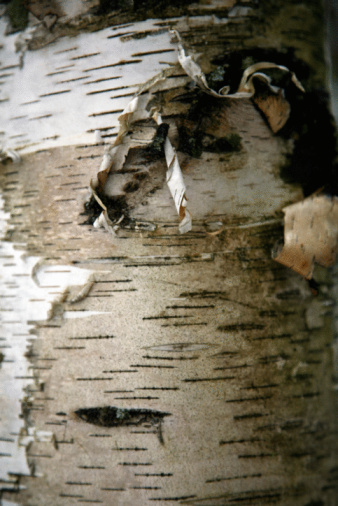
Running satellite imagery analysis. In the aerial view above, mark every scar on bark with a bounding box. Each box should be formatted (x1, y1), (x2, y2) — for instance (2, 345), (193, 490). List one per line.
(75, 406), (170, 444)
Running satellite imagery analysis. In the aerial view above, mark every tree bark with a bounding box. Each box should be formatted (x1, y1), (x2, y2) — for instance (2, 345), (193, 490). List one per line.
(0, 1), (337, 505)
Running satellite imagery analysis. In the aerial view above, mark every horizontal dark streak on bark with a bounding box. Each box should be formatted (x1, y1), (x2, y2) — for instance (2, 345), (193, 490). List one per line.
(135, 387), (179, 390)
(83, 76), (121, 85)
(57, 76), (89, 84)
(161, 323), (207, 327)
(101, 133), (117, 138)
(83, 60), (142, 73)
(129, 365), (176, 369)
(27, 454), (52, 458)
(134, 473), (172, 477)
(39, 90), (71, 98)
(96, 279), (132, 283)
(226, 395), (273, 403)
(130, 431), (157, 434)
(118, 462), (152, 466)
(89, 109), (124, 117)
(76, 155), (102, 160)
(89, 435), (112, 437)
(218, 323), (265, 331)
(131, 49), (175, 57)
(238, 453), (277, 459)
(166, 305), (215, 309)
(233, 413), (268, 420)
(95, 289), (133, 293)
(100, 487), (125, 491)
(77, 499), (103, 503)
(54, 46), (78, 54)
(220, 438), (263, 445)
(205, 473), (262, 483)
(188, 491), (282, 504)
(114, 397), (159, 400)
(46, 70), (69, 76)
(86, 85), (131, 95)
(103, 390), (134, 393)
(54, 346), (85, 350)
(110, 92), (136, 100)
(149, 495), (196, 501)
(131, 486), (162, 490)
(20, 100), (40, 106)
(65, 482), (92, 486)
(76, 374), (137, 380)
(258, 354), (290, 364)
(289, 392), (320, 398)
(142, 356), (197, 361)
(0, 64), (20, 71)
(183, 376), (235, 383)
(59, 494), (84, 498)
(70, 52), (101, 60)
(124, 263), (181, 267)
(214, 365), (252, 371)
(68, 336), (114, 340)
(112, 447), (147, 451)
(251, 334), (292, 341)
(241, 384), (280, 390)
(107, 31), (134, 40)
(143, 316), (190, 320)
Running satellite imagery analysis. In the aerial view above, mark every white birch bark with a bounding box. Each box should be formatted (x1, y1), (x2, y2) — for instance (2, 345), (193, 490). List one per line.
(0, 1), (337, 505)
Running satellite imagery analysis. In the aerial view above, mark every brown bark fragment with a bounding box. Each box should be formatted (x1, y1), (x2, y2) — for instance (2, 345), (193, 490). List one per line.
(274, 195), (338, 279)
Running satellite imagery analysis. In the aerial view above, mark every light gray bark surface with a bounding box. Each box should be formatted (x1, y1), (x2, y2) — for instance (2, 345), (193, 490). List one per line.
(0, 1), (337, 505)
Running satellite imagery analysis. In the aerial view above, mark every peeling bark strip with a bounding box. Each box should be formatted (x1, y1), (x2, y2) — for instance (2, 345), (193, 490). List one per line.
(89, 78), (192, 233)
(154, 112), (191, 233)
(90, 30), (306, 234)
(0, 0), (337, 505)
(173, 30), (305, 133)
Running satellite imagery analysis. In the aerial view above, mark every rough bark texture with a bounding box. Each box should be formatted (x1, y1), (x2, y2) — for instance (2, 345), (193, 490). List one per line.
(0, 1), (337, 505)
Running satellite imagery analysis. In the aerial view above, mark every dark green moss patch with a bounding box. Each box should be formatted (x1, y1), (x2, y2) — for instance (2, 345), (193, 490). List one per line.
(123, 180), (140, 193)
(145, 123), (169, 158)
(93, 0), (196, 17)
(178, 126), (203, 158)
(202, 133), (242, 153)
(178, 126), (241, 157)
(205, 65), (227, 91)
(81, 193), (129, 226)
(133, 0), (195, 12)
(5, 0), (28, 33)
(94, 0), (131, 15)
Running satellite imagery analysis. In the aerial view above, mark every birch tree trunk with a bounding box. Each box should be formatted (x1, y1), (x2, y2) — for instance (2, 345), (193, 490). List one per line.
(0, 1), (337, 505)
